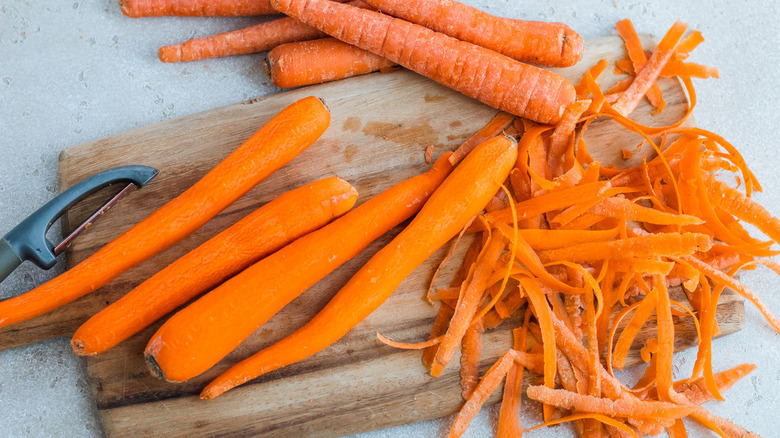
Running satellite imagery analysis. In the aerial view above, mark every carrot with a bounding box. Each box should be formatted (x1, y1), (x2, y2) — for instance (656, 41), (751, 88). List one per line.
(526, 386), (696, 420)
(201, 135), (517, 398)
(537, 232), (712, 263)
(265, 38), (396, 88)
(145, 153), (454, 382)
(362, 0), (582, 68)
(271, 0), (576, 124)
(159, 16), (326, 63)
(120, 0), (278, 17)
(518, 229), (620, 252)
(431, 233), (507, 377)
(0, 96), (329, 330)
(71, 177), (358, 356)
(611, 21), (688, 116)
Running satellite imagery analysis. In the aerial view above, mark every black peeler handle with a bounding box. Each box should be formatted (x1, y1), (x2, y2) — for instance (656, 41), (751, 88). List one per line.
(0, 165), (158, 284)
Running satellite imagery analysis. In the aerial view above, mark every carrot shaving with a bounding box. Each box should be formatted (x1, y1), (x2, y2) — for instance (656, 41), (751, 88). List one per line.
(525, 413), (639, 438)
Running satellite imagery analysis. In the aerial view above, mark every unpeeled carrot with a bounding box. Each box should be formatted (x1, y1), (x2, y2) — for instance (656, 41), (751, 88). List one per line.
(120, 0), (278, 17)
(159, 16), (325, 63)
(271, 0), (576, 124)
(0, 96), (329, 330)
(265, 38), (396, 88)
(145, 154), (454, 382)
(363, 0), (583, 68)
(157, 0), (366, 63)
(71, 177), (358, 356)
(201, 135), (518, 398)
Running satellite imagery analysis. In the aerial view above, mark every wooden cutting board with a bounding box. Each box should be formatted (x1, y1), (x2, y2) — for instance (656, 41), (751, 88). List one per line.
(1, 36), (743, 437)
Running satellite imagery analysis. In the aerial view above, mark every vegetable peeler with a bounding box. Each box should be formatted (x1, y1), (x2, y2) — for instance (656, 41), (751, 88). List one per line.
(0, 165), (159, 284)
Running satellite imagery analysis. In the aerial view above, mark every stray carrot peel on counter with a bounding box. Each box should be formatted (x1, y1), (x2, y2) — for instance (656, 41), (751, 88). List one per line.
(378, 19), (769, 438)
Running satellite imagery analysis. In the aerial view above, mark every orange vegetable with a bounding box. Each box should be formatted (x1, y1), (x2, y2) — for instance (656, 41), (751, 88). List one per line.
(159, 16), (326, 63)
(265, 38), (396, 88)
(460, 320), (484, 399)
(0, 96), (329, 330)
(71, 177), (358, 355)
(120, 0), (279, 17)
(362, 0), (583, 68)
(201, 135), (517, 398)
(271, 0), (576, 124)
(145, 153), (454, 382)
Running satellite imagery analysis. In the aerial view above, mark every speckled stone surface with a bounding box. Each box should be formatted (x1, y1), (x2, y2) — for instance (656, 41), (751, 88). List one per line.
(1, 1), (778, 437)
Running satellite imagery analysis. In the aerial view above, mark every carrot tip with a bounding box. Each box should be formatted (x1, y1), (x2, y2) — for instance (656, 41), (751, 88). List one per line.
(70, 338), (93, 356)
(145, 354), (173, 382)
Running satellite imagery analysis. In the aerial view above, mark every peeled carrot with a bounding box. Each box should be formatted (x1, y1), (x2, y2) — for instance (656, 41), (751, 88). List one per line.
(271, 0), (576, 124)
(71, 177), (358, 356)
(362, 0), (583, 68)
(120, 0), (278, 17)
(201, 135), (517, 398)
(265, 38), (396, 88)
(159, 16), (325, 63)
(0, 96), (329, 330)
(145, 154), (454, 382)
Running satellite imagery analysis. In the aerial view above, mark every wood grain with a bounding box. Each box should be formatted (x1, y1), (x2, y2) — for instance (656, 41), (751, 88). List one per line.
(0, 35), (743, 437)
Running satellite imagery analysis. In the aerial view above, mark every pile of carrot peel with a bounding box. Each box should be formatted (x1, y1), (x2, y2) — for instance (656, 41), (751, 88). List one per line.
(377, 19), (775, 437)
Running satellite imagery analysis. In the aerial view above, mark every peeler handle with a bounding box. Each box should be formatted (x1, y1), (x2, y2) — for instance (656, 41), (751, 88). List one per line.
(0, 238), (23, 284)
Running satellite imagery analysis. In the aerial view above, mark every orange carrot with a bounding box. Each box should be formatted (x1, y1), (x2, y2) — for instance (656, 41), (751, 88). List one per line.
(537, 232), (712, 263)
(159, 16), (326, 63)
(432, 233), (506, 377)
(526, 386), (696, 420)
(265, 38), (396, 88)
(611, 21), (688, 116)
(120, 0), (279, 17)
(0, 96), (329, 330)
(201, 135), (517, 398)
(362, 0), (583, 68)
(71, 177), (358, 356)
(145, 154), (454, 382)
(271, 0), (576, 124)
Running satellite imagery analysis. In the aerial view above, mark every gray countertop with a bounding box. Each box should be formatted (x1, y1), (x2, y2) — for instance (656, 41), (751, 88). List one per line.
(1, 1), (779, 437)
